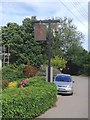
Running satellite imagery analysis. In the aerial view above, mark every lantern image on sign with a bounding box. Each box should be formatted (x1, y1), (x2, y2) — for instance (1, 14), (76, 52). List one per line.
(34, 23), (46, 41)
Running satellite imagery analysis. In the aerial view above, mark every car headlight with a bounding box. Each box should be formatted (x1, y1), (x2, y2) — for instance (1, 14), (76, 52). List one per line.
(67, 85), (72, 88)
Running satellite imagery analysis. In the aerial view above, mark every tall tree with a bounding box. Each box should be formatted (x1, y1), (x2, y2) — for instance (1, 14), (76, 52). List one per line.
(1, 17), (85, 69)
(2, 23), (23, 63)
(52, 17), (84, 57)
(2, 17), (48, 67)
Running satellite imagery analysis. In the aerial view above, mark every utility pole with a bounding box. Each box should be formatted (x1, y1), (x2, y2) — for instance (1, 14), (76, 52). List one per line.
(32, 19), (60, 82)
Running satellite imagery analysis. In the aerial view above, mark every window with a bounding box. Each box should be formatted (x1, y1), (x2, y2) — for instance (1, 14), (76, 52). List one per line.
(55, 75), (71, 82)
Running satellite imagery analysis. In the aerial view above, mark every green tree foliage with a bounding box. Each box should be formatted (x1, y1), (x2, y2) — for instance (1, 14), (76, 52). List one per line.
(1, 16), (89, 75)
(51, 56), (67, 69)
(2, 64), (25, 81)
(66, 45), (90, 75)
(2, 23), (25, 63)
(2, 17), (47, 67)
(66, 44), (84, 64)
(52, 17), (84, 57)
(79, 51), (90, 75)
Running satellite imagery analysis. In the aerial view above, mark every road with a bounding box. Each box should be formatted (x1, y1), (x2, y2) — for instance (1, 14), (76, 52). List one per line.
(38, 76), (88, 118)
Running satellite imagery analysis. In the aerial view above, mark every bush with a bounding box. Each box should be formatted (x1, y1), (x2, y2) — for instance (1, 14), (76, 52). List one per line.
(2, 76), (57, 119)
(83, 64), (90, 76)
(18, 79), (29, 88)
(23, 65), (38, 78)
(2, 64), (25, 82)
(51, 56), (67, 69)
(0, 80), (9, 90)
(8, 81), (18, 88)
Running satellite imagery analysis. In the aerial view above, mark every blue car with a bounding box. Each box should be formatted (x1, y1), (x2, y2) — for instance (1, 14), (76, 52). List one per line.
(54, 74), (74, 95)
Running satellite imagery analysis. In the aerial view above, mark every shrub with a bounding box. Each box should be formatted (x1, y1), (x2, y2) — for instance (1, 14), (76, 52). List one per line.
(2, 64), (25, 82)
(29, 76), (46, 82)
(83, 64), (90, 76)
(0, 80), (9, 90)
(2, 76), (57, 119)
(8, 81), (17, 88)
(23, 65), (38, 78)
(51, 56), (67, 69)
(18, 79), (29, 88)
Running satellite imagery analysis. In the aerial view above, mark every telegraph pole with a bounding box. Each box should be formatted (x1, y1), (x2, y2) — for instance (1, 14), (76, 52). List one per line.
(32, 19), (60, 82)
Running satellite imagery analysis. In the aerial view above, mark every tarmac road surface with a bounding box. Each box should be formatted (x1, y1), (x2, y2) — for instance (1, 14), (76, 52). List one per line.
(38, 76), (88, 118)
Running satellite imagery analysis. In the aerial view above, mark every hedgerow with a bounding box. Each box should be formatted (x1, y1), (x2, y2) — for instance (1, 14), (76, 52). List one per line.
(2, 64), (25, 82)
(2, 76), (57, 119)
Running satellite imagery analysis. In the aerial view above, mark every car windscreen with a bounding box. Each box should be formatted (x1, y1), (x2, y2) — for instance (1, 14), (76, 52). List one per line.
(55, 75), (71, 82)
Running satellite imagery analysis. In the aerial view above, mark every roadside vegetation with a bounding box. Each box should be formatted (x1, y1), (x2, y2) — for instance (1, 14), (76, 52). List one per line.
(1, 16), (90, 76)
(2, 66), (57, 119)
(1, 16), (90, 119)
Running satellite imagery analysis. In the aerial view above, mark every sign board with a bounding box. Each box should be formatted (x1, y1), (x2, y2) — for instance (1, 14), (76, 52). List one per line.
(34, 23), (46, 41)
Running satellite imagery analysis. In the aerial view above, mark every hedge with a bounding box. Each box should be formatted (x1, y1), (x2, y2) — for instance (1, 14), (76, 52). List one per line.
(2, 64), (25, 82)
(2, 77), (57, 119)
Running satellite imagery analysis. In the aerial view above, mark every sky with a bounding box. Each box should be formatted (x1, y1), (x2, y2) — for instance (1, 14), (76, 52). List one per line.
(0, 0), (89, 51)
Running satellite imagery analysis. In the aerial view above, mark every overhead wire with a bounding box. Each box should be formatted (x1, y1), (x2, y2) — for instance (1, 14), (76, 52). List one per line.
(71, 1), (87, 19)
(57, 0), (88, 29)
(72, 0), (88, 18)
(74, 0), (88, 15)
